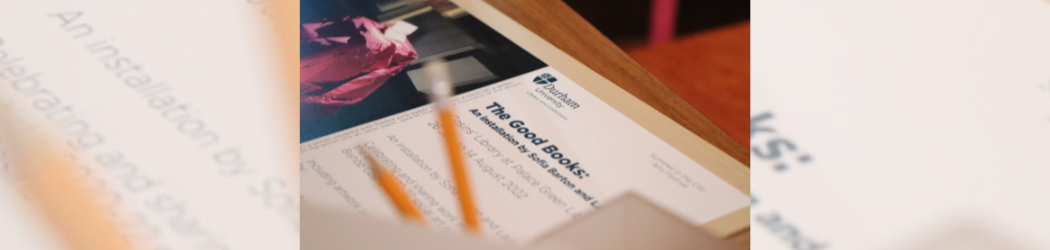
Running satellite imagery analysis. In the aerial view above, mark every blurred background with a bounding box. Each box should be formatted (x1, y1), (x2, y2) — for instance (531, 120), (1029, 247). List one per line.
(562, 0), (749, 48)
(566, 0), (751, 146)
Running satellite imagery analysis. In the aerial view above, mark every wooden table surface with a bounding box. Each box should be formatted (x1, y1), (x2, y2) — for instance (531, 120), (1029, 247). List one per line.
(627, 22), (751, 147)
(483, 0), (749, 166)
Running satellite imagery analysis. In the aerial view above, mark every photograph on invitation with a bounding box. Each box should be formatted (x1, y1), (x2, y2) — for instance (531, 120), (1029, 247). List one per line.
(300, 0), (546, 142)
(300, 0), (750, 246)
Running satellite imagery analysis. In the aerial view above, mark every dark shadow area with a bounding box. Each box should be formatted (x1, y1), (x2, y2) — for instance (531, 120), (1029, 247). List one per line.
(562, 0), (750, 48)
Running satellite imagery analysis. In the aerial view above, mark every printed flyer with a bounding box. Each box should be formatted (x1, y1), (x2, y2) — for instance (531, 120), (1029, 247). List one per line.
(299, 0), (749, 244)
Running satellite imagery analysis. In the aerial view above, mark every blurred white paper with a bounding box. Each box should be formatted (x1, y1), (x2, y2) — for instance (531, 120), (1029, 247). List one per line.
(754, 0), (1050, 249)
(0, 1), (296, 249)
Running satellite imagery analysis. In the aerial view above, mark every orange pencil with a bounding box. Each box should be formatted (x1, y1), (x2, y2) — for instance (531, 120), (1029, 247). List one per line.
(270, 0), (300, 191)
(363, 151), (427, 225)
(424, 60), (481, 234)
(0, 110), (132, 250)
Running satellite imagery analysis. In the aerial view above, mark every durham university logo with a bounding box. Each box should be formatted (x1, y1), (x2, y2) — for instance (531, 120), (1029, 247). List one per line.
(533, 73), (558, 85)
